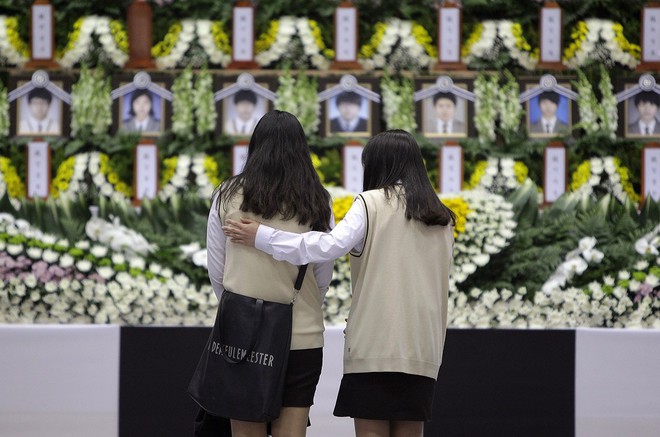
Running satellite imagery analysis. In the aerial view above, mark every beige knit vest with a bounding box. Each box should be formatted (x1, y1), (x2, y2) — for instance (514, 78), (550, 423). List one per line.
(219, 192), (325, 350)
(346, 189), (454, 379)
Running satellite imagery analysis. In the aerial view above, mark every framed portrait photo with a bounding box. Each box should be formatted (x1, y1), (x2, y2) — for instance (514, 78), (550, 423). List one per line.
(324, 86), (372, 138)
(419, 83), (469, 139)
(623, 86), (660, 139)
(118, 87), (166, 137)
(16, 82), (64, 137)
(526, 85), (572, 138)
(221, 86), (269, 137)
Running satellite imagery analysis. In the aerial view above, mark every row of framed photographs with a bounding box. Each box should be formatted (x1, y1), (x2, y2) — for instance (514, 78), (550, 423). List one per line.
(7, 73), (660, 140)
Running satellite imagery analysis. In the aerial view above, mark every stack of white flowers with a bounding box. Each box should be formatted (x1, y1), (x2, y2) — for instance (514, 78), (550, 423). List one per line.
(54, 154), (89, 198)
(361, 18), (433, 72)
(564, 19), (639, 69)
(463, 21), (537, 70)
(381, 75), (417, 132)
(541, 237), (604, 293)
(497, 71), (523, 132)
(575, 71), (600, 134)
(597, 67), (618, 139)
(0, 81), (8, 137)
(474, 74), (498, 143)
(323, 255), (352, 325)
(445, 191), (517, 284)
(193, 69), (217, 135)
(274, 69), (320, 136)
(70, 67), (112, 137)
(256, 17), (329, 70)
(171, 68), (195, 139)
(0, 16), (27, 66)
(58, 16), (127, 68)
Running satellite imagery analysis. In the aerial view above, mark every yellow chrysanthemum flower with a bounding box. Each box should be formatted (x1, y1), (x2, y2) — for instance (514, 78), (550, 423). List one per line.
(0, 157), (26, 198)
(462, 23), (483, 58)
(211, 21), (231, 54)
(110, 20), (129, 53)
(332, 195), (354, 222)
(256, 20), (280, 54)
(152, 22), (183, 58)
(440, 196), (470, 237)
(467, 161), (488, 190)
(203, 155), (222, 187)
(6, 17), (30, 58)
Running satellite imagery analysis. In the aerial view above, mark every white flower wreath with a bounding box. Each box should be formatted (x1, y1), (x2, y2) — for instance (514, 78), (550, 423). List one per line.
(256, 17), (330, 70)
(463, 20), (537, 70)
(155, 20), (231, 69)
(360, 18), (435, 72)
(0, 16), (28, 66)
(563, 19), (639, 70)
(58, 16), (128, 68)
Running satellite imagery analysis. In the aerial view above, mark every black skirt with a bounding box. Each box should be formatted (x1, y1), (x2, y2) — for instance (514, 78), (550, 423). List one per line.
(281, 347), (323, 407)
(333, 372), (436, 421)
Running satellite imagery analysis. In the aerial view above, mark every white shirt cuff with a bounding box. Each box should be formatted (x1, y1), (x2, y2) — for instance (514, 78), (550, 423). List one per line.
(255, 225), (276, 255)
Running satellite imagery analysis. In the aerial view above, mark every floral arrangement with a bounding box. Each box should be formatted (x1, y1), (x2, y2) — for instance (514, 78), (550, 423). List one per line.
(159, 154), (220, 201)
(443, 191), (517, 284)
(0, 213), (217, 325)
(541, 236), (605, 293)
(574, 66), (618, 138)
(359, 18), (436, 72)
(0, 157), (25, 203)
(569, 157), (639, 205)
(473, 73), (499, 144)
(50, 153), (131, 201)
(274, 69), (320, 136)
(152, 20), (231, 69)
(0, 16), (29, 66)
(462, 21), (538, 70)
(448, 262), (659, 328)
(563, 20), (640, 69)
(255, 17), (332, 70)
(58, 16), (128, 68)
(70, 65), (112, 137)
(0, 80), (8, 137)
(171, 67), (195, 139)
(497, 70), (524, 133)
(380, 75), (417, 132)
(193, 67), (217, 136)
(467, 158), (529, 196)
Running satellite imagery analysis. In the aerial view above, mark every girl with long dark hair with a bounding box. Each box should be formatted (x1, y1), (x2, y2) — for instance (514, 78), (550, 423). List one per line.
(224, 129), (455, 437)
(205, 110), (333, 437)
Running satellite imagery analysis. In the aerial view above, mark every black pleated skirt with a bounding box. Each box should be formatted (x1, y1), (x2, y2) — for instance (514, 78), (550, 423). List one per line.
(333, 372), (436, 421)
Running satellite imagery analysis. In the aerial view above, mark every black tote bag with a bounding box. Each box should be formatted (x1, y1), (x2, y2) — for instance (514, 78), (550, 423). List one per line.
(188, 265), (307, 423)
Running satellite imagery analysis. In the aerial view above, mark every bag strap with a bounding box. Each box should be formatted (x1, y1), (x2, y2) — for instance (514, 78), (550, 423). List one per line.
(290, 264), (308, 304)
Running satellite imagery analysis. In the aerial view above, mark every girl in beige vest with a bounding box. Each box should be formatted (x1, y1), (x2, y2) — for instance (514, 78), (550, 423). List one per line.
(224, 130), (455, 437)
(206, 110), (333, 437)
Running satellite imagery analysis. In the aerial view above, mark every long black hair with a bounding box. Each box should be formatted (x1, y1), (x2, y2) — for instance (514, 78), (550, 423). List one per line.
(362, 129), (455, 226)
(217, 110), (331, 231)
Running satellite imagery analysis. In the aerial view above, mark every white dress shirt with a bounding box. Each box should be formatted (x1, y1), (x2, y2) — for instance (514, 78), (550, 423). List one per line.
(437, 120), (454, 134)
(639, 120), (657, 135)
(255, 197), (367, 265)
(542, 116), (557, 133)
(206, 195), (337, 301)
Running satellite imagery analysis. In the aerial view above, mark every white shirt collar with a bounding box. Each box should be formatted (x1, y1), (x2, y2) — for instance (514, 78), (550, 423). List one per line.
(542, 116), (557, 131)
